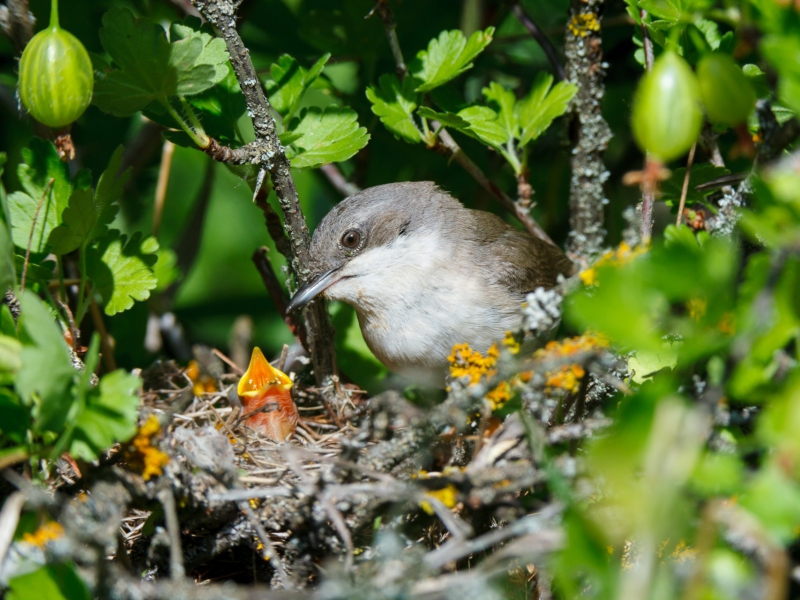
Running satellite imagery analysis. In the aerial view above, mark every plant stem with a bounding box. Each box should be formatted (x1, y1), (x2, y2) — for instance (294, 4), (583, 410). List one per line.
(676, 142), (697, 226)
(162, 98), (208, 149)
(179, 96), (209, 147)
(75, 246), (89, 325)
(49, 0), (59, 29)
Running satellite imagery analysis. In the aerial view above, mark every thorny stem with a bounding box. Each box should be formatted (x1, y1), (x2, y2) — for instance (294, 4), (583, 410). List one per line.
(370, 0), (408, 78)
(510, 2), (566, 81)
(564, 0), (611, 263)
(21, 178), (54, 293)
(676, 142), (697, 226)
(372, 0), (555, 247)
(190, 0), (340, 393)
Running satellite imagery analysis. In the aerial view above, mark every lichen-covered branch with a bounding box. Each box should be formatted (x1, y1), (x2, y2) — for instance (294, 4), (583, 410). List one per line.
(564, 0), (611, 264)
(190, 0), (338, 390)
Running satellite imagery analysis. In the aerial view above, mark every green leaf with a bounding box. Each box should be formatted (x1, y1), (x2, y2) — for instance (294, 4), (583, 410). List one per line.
(518, 74), (578, 145)
(0, 218), (15, 292)
(483, 82), (518, 140)
(266, 53), (331, 119)
(184, 68), (246, 144)
(69, 369), (141, 461)
(7, 563), (91, 600)
(94, 8), (229, 116)
(86, 230), (159, 316)
(638, 0), (683, 21)
(170, 17), (229, 89)
(366, 74), (421, 143)
(17, 291), (74, 433)
(0, 388), (30, 445)
(9, 139), (72, 253)
(413, 28), (495, 92)
(456, 105), (509, 150)
(0, 334), (21, 372)
(417, 107), (469, 129)
(154, 248), (181, 292)
(287, 107), (370, 169)
(49, 147), (129, 255)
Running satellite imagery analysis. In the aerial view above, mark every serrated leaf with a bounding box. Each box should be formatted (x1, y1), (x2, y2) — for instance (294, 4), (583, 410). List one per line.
(9, 140), (72, 253)
(154, 248), (180, 292)
(17, 291), (74, 433)
(86, 230), (159, 316)
(266, 53), (331, 119)
(483, 82), (518, 140)
(518, 74), (578, 145)
(185, 68), (246, 144)
(170, 17), (229, 88)
(68, 368), (141, 461)
(417, 107), (469, 129)
(287, 107), (370, 169)
(413, 28), (495, 92)
(49, 147), (129, 255)
(638, 0), (682, 21)
(94, 8), (229, 116)
(366, 74), (421, 143)
(456, 105), (509, 149)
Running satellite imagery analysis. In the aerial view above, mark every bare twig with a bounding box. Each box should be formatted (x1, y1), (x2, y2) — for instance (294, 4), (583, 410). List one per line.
(189, 0), (339, 392)
(153, 141), (175, 237)
(369, 0), (408, 78)
(676, 142), (697, 226)
(432, 128), (556, 246)
(90, 299), (117, 372)
(0, 492), (25, 568)
(320, 163), (361, 197)
(157, 486), (185, 580)
(564, 0), (611, 262)
(510, 2), (566, 81)
(252, 247), (308, 352)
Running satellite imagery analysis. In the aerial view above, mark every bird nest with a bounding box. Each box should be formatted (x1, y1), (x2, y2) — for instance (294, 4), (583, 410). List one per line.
(29, 340), (619, 598)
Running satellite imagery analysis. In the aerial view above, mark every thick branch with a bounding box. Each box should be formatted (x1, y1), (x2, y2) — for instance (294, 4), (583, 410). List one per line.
(191, 0), (339, 390)
(564, 0), (611, 263)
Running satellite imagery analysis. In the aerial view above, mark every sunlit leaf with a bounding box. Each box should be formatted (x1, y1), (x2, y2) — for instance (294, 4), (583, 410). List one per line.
(413, 28), (494, 92)
(86, 230), (159, 316)
(286, 107), (370, 168)
(366, 74), (421, 143)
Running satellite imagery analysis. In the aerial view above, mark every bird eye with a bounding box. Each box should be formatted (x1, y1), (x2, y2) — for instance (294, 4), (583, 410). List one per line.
(341, 229), (361, 249)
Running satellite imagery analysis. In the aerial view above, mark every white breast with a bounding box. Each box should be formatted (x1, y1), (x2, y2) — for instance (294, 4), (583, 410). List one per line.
(323, 232), (522, 386)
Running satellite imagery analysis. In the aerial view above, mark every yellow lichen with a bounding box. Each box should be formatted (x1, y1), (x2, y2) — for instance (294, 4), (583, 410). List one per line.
(486, 380), (513, 411)
(420, 484), (459, 515)
(130, 415), (170, 481)
(502, 331), (521, 355)
(23, 521), (64, 547)
(534, 334), (607, 393)
(670, 540), (698, 564)
(448, 342), (515, 410)
(568, 13), (600, 37)
(185, 359), (217, 395)
(580, 241), (648, 287)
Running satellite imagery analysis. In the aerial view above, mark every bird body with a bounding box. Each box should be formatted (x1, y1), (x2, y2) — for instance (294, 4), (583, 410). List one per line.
(287, 182), (572, 386)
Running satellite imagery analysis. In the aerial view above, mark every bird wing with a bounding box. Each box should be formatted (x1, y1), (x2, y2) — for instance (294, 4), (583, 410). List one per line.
(469, 211), (574, 295)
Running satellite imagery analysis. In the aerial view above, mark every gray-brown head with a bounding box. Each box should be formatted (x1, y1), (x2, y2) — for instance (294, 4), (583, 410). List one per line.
(286, 182), (461, 313)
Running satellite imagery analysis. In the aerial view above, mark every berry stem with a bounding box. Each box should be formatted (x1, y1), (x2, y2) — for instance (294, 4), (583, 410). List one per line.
(49, 0), (60, 29)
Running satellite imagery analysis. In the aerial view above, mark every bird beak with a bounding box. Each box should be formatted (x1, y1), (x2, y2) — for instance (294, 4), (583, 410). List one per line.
(285, 266), (342, 314)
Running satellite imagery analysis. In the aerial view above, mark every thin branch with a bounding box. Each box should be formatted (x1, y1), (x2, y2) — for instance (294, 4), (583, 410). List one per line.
(157, 486), (185, 580)
(153, 141), (175, 238)
(190, 0), (340, 393)
(90, 299), (118, 372)
(676, 141), (697, 226)
(252, 246), (308, 351)
(432, 127), (556, 246)
(369, 0), (408, 78)
(369, 0), (556, 246)
(320, 163), (361, 197)
(510, 2), (566, 81)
